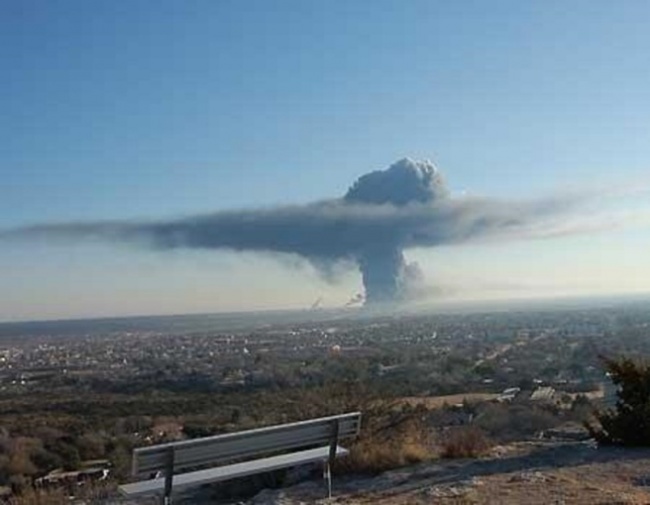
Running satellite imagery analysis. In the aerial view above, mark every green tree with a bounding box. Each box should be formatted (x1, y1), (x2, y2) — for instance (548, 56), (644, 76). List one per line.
(587, 356), (650, 446)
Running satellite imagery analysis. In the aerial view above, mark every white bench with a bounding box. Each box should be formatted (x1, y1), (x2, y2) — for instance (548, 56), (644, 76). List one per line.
(119, 412), (361, 504)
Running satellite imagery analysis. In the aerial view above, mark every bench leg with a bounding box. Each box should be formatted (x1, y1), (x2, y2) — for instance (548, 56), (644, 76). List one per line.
(325, 418), (339, 499)
(162, 481), (173, 505)
(162, 447), (174, 505)
(323, 461), (332, 499)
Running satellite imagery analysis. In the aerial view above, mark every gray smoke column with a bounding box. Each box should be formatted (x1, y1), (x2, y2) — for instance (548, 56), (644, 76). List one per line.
(344, 158), (446, 303)
(1, 158), (588, 306)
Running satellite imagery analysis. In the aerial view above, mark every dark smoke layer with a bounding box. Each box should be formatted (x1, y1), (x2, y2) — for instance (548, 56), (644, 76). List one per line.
(1, 159), (586, 305)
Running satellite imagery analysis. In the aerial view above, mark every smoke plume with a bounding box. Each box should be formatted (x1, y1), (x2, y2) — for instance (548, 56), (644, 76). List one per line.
(343, 159), (445, 302)
(2, 158), (591, 305)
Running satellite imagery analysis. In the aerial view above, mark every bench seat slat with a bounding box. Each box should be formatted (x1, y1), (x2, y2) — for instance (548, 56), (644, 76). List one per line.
(136, 420), (359, 474)
(119, 445), (349, 497)
(133, 413), (360, 475)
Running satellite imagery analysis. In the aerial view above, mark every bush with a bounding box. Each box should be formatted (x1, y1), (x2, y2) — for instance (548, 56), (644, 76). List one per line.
(439, 426), (492, 459)
(587, 356), (650, 446)
(475, 403), (558, 441)
(336, 404), (433, 474)
(76, 433), (106, 460)
(343, 434), (431, 474)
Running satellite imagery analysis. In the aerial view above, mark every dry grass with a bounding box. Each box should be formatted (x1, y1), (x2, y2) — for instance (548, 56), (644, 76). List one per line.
(6, 482), (116, 505)
(335, 391), (496, 474)
(439, 426), (493, 459)
(6, 488), (68, 505)
(336, 404), (434, 474)
(344, 434), (432, 474)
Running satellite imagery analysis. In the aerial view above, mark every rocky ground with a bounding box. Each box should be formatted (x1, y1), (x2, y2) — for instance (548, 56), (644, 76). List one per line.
(113, 438), (650, 505)
(241, 441), (650, 505)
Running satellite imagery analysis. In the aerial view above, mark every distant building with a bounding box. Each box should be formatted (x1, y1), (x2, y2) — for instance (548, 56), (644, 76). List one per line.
(530, 386), (555, 402)
(497, 387), (521, 402)
(377, 364), (401, 376)
(35, 460), (111, 486)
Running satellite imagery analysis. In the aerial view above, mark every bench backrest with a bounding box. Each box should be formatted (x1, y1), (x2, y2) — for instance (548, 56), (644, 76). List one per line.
(132, 412), (361, 476)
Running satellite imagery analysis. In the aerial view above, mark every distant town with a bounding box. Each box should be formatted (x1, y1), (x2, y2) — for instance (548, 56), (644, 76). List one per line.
(0, 300), (649, 500)
(1, 301), (643, 397)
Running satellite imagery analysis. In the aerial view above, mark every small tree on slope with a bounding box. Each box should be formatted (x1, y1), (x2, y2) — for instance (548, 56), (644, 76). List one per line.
(587, 356), (650, 446)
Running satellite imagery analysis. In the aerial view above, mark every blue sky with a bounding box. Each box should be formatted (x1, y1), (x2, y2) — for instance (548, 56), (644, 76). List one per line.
(2, 1), (650, 321)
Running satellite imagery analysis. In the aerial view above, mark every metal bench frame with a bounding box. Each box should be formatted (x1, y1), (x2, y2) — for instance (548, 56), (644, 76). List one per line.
(119, 412), (361, 504)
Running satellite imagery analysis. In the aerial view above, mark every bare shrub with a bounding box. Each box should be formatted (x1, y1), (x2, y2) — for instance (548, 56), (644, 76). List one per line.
(439, 426), (492, 459)
(476, 403), (557, 442)
(336, 403), (433, 474)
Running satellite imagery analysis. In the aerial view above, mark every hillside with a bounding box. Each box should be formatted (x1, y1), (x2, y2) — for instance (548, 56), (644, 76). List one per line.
(236, 440), (650, 505)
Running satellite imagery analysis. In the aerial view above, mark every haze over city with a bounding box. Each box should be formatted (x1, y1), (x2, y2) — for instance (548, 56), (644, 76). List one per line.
(3, 1), (650, 321)
(6, 4), (650, 504)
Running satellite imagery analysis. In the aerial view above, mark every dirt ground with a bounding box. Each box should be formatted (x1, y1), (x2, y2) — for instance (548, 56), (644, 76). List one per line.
(245, 441), (650, 505)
